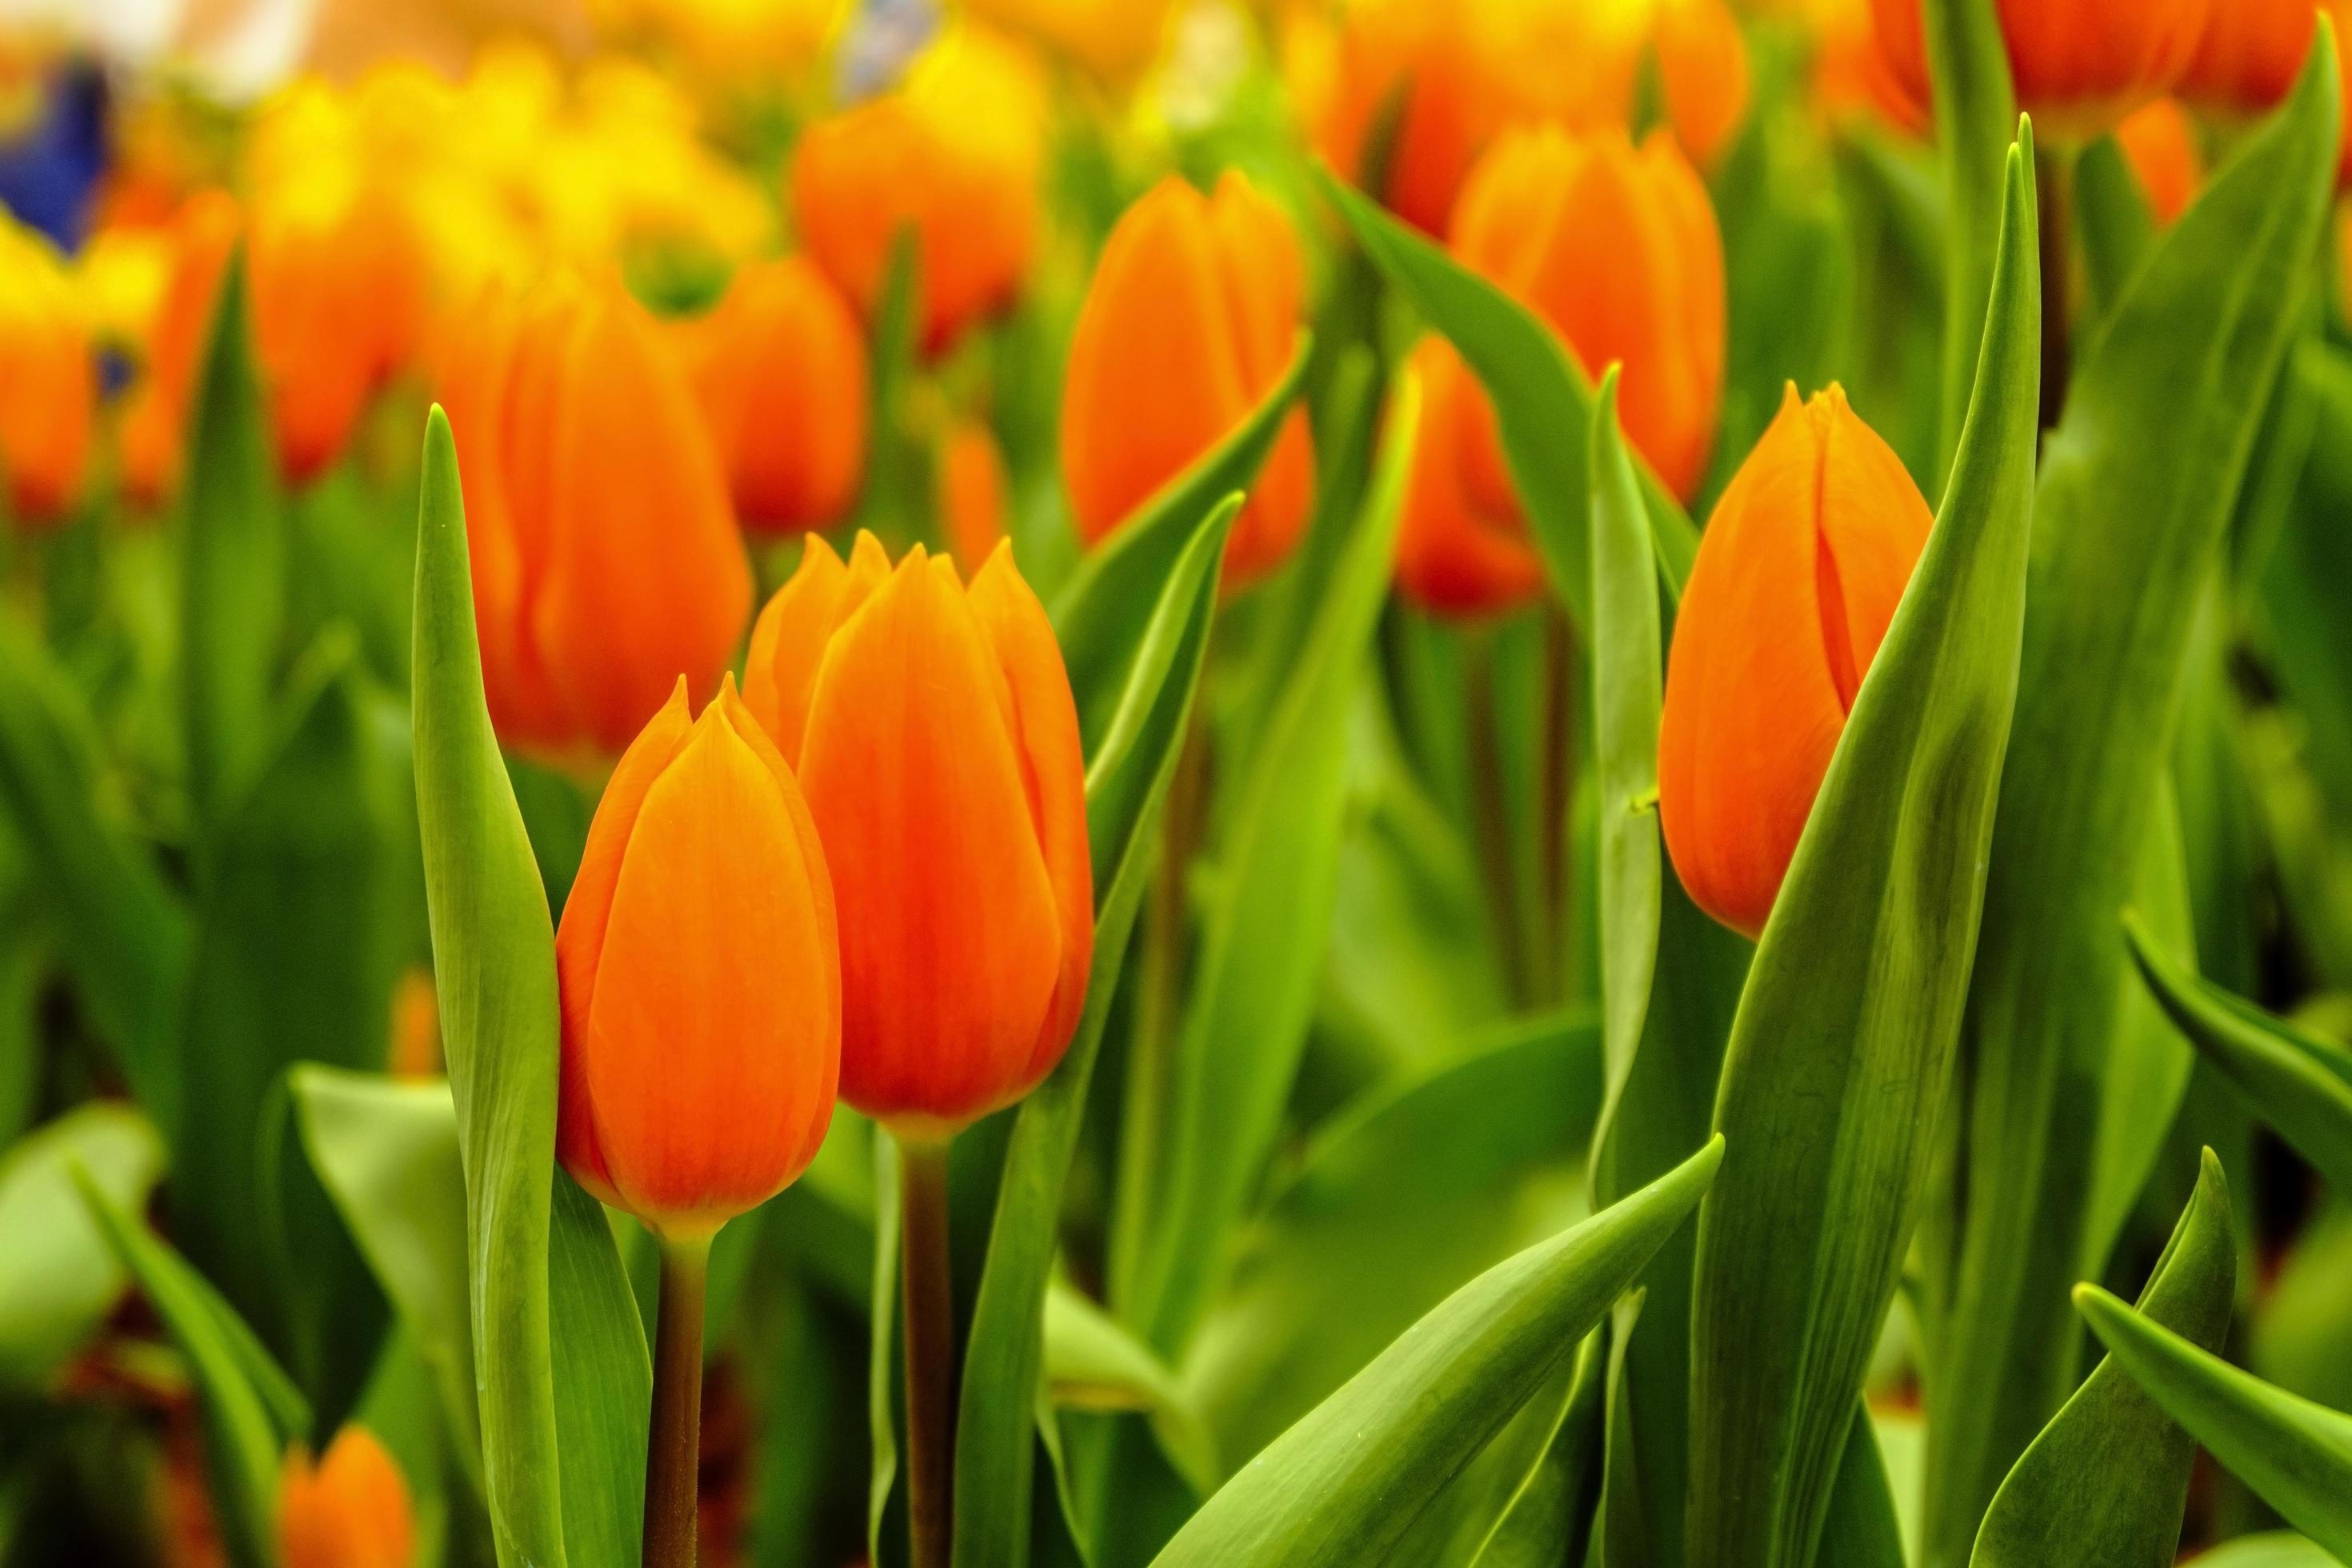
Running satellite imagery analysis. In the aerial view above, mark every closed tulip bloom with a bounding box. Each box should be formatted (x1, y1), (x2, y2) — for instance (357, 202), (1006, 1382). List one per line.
(556, 678), (840, 1237)
(435, 274), (751, 760)
(0, 221), (93, 527)
(1393, 338), (1546, 618)
(1450, 125), (1724, 506)
(1655, 0), (1754, 168)
(939, 416), (1010, 575)
(1658, 385), (1930, 938)
(1808, 0), (1930, 135)
(1869, 0), (2209, 139)
(2117, 98), (2205, 226)
(2179, 0), (2311, 112)
(1062, 171), (1315, 589)
(278, 1426), (415, 1568)
(687, 256), (869, 534)
(742, 532), (1091, 1136)
(119, 190), (241, 510)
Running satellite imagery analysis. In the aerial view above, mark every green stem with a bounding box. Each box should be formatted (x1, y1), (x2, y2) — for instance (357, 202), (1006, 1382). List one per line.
(644, 1235), (711, 1568)
(901, 1138), (957, 1568)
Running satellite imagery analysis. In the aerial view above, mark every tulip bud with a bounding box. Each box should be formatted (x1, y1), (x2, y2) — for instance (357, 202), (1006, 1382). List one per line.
(1808, 0), (1930, 136)
(2117, 98), (2205, 226)
(742, 532), (1092, 1137)
(120, 190), (241, 511)
(278, 1426), (415, 1568)
(1061, 171), (1315, 589)
(2179, 0), (2313, 114)
(1450, 125), (1725, 506)
(791, 29), (1044, 356)
(940, 416), (1010, 575)
(555, 678), (840, 1237)
(685, 256), (869, 535)
(435, 274), (751, 761)
(1868, 0), (2208, 140)
(1654, 0), (1754, 169)
(1393, 337), (1546, 618)
(0, 219), (93, 529)
(1658, 385), (1930, 938)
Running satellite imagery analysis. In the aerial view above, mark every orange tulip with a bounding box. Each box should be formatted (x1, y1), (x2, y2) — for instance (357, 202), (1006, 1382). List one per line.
(1655, 0), (1755, 168)
(940, 416), (1010, 574)
(119, 190), (240, 510)
(435, 274), (751, 761)
(1868, 0), (2209, 140)
(1393, 338), (1546, 618)
(1808, 0), (1930, 135)
(1450, 125), (1725, 508)
(2178, 0), (2312, 113)
(1658, 385), (1930, 938)
(0, 222), (94, 528)
(742, 532), (1091, 1137)
(2116, 98), (2205, 226)
(686, 256), (869, 535)
(278, 1426), (415, 1568)
(1061, 171), (1315, 589)
(555, 677), (840, 1237)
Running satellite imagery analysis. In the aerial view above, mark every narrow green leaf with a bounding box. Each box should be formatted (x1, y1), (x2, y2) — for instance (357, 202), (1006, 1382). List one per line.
(2189, 1534), (2342, 1567)
(2077, 1284), (2352, 1561)
(2125, 916), (2352, 1196)
(1970, 1150), (2237, 1566)
(1315, 166), (1700, 616)
(1922, 0), (2018, 478)
(1044, 1282), (1216, 1496)
(952, 499), (1234, 1568)
(1467, 1329), (1606, 1568)
(1818, 1408), (1907, 1568)
(2074, 135), (2154, 326)
(1150, 1137), (1723, 1568)
(1929, 45), (2342, 1562)
(1686, 136), (2041, 1568)
(0, 1104), (162, 1389)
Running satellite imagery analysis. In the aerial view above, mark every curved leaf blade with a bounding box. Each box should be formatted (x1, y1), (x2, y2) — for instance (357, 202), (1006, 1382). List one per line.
(0, 1104), (163, 1389)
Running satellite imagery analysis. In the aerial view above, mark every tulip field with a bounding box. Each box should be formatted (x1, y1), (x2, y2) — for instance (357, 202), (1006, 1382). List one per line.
(12, 0), (2352, 1563)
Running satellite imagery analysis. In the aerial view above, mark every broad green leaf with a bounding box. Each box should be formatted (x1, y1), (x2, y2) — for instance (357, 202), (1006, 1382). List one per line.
(289, 1066), (481, 1482)
(2253, 1208), (2352, 1417)
(1044, 1282), (1215, 1495)
(1051, 334), (1310, 743)
(411, 406), (646, 1567)
(79, 1170), (307, 1568)
(1922, 0), (2017, 477)
(258, 1073), (389, 1441)
(1927, 48), (2342, 1564)
(0, 1104), (162, 1388)
(178, 254), (285, 825)
(1185, 1013), (1602, 1471)
(1111, 372), (1415, 1358)
(2124, 917), (2352, 1196)
(1316, 166), (1700, 616)
(1686, 137), (2041, 1568)
(1970, 1150), (2236, 1567)
(1150, 1137), (1722, 1568)
(2190, 1534), (2341, 1567)
(2077, 1285), (2352, 1561)
(952, 499), (1234, 1568)
(1818, 1408), (1907, 1568)
(2073, 134), (2154, 329)
(1466, 1329), (1606, 1568)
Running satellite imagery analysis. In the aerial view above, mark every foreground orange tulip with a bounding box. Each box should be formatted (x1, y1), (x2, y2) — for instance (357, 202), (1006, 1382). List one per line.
(1393, 338), (1546, 618)
(1658, 385), (1930, 938)
(1062, 171), (1315, 589)
(436, 274), (751, 760)
(555, 678), (840, 1236)
(119, 191), (241, 510)
(1869, 0), (2209, 139)
(686, 256), (869, 534)
(278, 1426), (414, 1568)
(0, 222), (94, 528)
(2117, 98), (2205, 226)
(742, 532), (1091, 1136)
(1451, 125), (1724, 506)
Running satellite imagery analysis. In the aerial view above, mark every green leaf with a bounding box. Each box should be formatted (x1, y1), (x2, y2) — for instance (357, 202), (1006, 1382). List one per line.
(2076, 1284), (2352, 1561)
(2074, 134), (2154, 327)
(1686, 135), (2041, 1568)
(1818, 1408), (1907, 1568)
(1466, 1329), (1606, 1568)
(1928, 44), (2342, 1563)
(1110, 371), (1415, 1358)
(1316, 166), (1700, 617)
(2189, 1534), (2342, 1567)
(0, 1104), (163, 1389)
(1149, 1137), (1722, 1568)
(952, 498), (1234, 1568)
(1051, 334), (1310, 744)
(1044, 1282), (1216, 1496)
(289, 1066), (482, 1483)
(2124, 916), (2352, 1196)
(1922, 0), (2018, 477)
(1970, 1149), (2237, 1567)
(411, 406), (647, 1568)
(178, 253), (286, 825)
(78, 1168), (306, 1568)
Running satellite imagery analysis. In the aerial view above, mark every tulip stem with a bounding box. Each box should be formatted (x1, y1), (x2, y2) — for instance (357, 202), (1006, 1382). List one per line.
(900, 1138), (957, 1568)
(645, 1234), (711, 1568)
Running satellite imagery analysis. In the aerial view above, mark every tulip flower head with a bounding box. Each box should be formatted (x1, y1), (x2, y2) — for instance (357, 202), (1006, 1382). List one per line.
(742, 533), (1092, 1138)
(2117, 98), (2205, 226)
(686, 255), (870, 535)
(1393, 337), (1546, 618)
(435, 272), (751, 762)
(940, 416), (1011, 575)
(2179, 0), (2314, 114)
(278, 1426), (415, 1568)
(1062, 170), (1315, 589)
(1869, 0), (2210, 140)
(556, 678), (840, 1238)
(0, 218), (93, 528)
(1653, 0), (1755, 168)
(1450, 124), (1725, 506)
(1658, 385), (1930, 938)
(118, 190), (241, 510)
